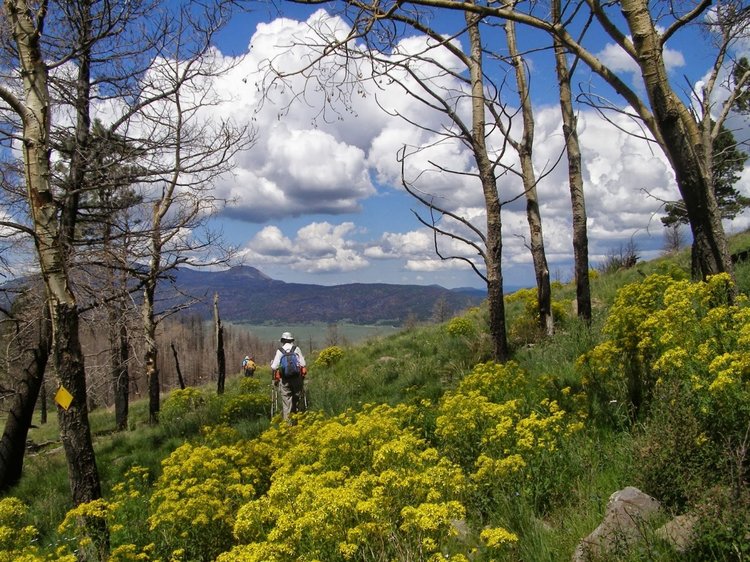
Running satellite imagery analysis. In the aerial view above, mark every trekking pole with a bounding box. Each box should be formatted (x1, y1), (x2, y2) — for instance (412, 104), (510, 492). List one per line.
(271, 382), (276, 419)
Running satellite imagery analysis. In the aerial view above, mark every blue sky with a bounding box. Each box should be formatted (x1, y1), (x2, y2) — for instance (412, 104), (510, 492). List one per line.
(195, 2), (750, 290)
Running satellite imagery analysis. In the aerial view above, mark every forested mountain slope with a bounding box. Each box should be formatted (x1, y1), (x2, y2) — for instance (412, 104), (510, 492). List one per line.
(166, 265), (487, 324)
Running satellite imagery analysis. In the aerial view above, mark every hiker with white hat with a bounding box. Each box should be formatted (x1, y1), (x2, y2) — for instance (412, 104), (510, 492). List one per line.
(270, 332), (307, 421)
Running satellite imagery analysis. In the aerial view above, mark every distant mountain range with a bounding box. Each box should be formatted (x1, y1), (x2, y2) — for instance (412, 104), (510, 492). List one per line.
(0, 265), (489, 326)
(166, 266), (487, 325)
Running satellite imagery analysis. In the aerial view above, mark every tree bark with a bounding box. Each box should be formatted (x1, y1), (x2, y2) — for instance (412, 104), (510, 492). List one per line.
(144, 277), (160, 425)
(505, 12), (553, 336)
(553, 0), (591, 324)
(4, 0), (104, 512)
(214, 293), (226, 394)
(620, 0), (732, 281)
(467, 9), (509, 361)
(0, 304), (51, 493)
(54, 303), (102, 505)
(40, 378), (47, 424)
(110, 307), (129, 432)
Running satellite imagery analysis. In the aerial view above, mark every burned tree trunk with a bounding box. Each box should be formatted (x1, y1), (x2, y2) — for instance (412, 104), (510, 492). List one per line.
(214, 293), (226, 394)
(0, 298), (51, 492)
(171, 342), (186, 390)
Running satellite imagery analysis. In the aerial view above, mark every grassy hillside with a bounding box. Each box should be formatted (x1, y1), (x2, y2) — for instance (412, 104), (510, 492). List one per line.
(5, 233), (750, 561)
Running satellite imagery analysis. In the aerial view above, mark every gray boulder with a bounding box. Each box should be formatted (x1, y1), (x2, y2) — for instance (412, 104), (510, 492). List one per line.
(573, 486), (661, 561)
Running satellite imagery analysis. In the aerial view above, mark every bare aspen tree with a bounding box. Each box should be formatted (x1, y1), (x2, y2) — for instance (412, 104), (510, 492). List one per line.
(503, 1), (553, 336)
(0, 0), (104, 518)
(386, 9), (511, 360)
(395, 0), (748, 284)
(463, 7), (509, 359)
(551, 0), (591, 323)
(121, 3), (254, 422)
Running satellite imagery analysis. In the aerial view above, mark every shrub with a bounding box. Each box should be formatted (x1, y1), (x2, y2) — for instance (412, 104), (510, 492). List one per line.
(633, 379), (722, 509)
(222, 378), (271, 423)
(689, 486), (750, 560)
(57, 499), (111, 561)
(313, 345), (344, 368)
(159, 387), (213, 436)
(505, 286), (572, 345)
(579, 272), (750, 509)
(222, 393), (269, 423)
(445, 317), (475, 338)
(0, 497), (74, 561)
(435, 361), (585, 514)
(226, 403), (482, 561)
(148, 440), (267, 561)
(576, 272), (686, 422)
(107, 466), (152, 550)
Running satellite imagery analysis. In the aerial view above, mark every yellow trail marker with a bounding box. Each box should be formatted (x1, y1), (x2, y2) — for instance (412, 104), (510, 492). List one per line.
(54, 386), (74, 410)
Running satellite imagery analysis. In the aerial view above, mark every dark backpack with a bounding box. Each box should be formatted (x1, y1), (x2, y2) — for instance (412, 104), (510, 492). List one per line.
(278, 345), (301, 379)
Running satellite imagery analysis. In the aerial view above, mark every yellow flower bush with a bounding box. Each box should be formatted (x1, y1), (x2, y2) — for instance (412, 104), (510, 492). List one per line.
(579, 272), (695, 421)
(314, 345), (344, 368)
(581, 273), (749, 425)
(226, 403), (469, 561)
(480, 526), (519, 551)
(445, 316), (475, 338)
(505, 284), (571, 344)
(222, 393), (270, 423)
(579, 272), (750, 507)
(57, 499), (113, 560)
(0, 497), (74, 562)
(225, 377), (273, 423)
(456, 360), (527, 402)
(0, 498), (37, 553)
(436, 361), (584, 513)
(148, 439), (268, 561)
(161, 387), (205, 417)
(159, 386), (218, 436)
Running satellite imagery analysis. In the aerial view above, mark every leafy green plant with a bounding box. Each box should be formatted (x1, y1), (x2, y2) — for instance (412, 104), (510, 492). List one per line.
(689, 486), (750, 560)
(222, 377), (271, 423)
(577, 272), (687, 423)
(435, 361), (585, 515)
(580, 272), (750, 510)
(159, 387), (224, 437)
(505, 284), (572, 346)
